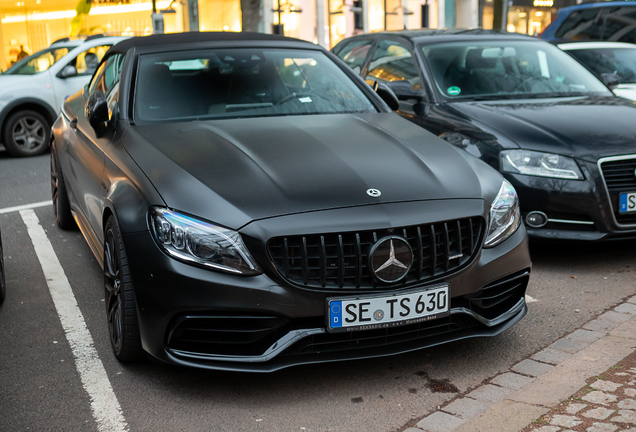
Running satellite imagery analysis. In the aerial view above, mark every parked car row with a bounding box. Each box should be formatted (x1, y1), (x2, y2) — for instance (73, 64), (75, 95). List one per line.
(4, 18), (636, 373)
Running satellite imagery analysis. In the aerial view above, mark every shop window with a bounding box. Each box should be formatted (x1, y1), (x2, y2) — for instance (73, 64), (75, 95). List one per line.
(554, 8), (605, 40)
(335, 39), (374, 74)
(365, 40), (420, 93)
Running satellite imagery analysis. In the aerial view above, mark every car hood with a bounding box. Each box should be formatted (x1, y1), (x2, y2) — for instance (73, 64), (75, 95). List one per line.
(124, 113), (501, 229)
(613, 84), (636, 101)
(451, 96), (636, 162)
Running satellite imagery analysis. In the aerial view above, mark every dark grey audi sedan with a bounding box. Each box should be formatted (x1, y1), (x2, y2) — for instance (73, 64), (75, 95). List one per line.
(51, 32), (531, 371)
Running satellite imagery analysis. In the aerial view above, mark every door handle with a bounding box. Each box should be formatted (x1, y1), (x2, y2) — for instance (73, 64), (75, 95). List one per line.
(70, 117), (78, 129)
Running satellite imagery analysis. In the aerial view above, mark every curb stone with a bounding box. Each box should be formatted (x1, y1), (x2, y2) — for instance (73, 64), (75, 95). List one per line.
(402, 297), (636, 432)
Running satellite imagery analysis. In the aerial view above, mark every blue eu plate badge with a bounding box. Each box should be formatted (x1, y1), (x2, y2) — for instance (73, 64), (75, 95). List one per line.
(330, 301), (342, 328)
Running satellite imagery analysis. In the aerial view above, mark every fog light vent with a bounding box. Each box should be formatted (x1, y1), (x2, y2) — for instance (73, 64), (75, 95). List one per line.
(525, 211), (548, 228)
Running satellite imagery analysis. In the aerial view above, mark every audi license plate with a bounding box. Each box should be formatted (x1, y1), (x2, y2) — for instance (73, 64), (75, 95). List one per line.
(327, 284), (450, 333)
(620, 192), (636, 213)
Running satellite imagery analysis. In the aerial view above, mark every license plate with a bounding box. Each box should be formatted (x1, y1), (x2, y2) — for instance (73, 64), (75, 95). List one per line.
(327, 284), (450, 333)
(619, 192), (636, 213)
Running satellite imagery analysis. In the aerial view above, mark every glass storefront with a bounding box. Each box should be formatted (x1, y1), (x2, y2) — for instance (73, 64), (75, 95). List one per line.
(0, 0), (189, 70)
(507, 6), (555, 36)
(199, 0), (241, 32)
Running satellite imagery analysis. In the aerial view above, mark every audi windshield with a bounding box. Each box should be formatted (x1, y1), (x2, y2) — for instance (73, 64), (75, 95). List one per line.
(421, 41), (611, 100)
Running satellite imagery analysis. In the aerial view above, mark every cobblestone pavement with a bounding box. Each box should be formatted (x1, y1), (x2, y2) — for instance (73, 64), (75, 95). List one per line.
(402, 296), (636, 432)
(522, 349), (636, 432)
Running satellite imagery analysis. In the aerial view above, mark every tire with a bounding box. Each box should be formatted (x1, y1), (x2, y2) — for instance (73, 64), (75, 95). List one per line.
(50, 142), (75, 230)
(2, 110), (50, 157)
(104, 215), (144, 362)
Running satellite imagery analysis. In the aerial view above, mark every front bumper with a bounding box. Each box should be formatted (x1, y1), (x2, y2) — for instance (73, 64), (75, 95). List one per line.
(124, 201), (531, 372)
(505, 157), (636, 242)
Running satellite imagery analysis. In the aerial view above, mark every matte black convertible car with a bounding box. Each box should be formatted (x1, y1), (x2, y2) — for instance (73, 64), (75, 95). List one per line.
(51, 32), (531, 371)
(334, 30), (636, 242)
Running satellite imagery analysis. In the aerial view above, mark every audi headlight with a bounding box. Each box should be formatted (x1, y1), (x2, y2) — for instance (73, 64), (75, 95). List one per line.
(500, 150), (583, 180)
(484, 180), (521, 248)
(149, 208), (261, 275)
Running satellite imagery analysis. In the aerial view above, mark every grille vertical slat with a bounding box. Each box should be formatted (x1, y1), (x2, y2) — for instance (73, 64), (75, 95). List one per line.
(429, 225), (437, 277)
(355, 234), (362, 289)
(301, 237), (308, 285)
(268, 217), (483, 290)
(443, 223), (450, 271)
(320, 236), (326, 288)
(337, 235), (345, 289)
(416, 226), (423, 280)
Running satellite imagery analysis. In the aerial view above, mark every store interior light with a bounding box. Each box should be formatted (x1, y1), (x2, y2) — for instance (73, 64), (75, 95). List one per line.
(519, 12), (527, 17)
(507, 24), (515, 32)
(1, 0), (172, 24)
(535, 11), (543, 16)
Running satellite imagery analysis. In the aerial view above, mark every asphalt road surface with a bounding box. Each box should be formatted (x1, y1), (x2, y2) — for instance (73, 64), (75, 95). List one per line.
(1, 151), (635, 432)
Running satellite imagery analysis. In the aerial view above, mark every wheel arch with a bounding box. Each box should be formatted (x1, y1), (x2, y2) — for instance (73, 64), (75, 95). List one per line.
(0, 98), (57, 143)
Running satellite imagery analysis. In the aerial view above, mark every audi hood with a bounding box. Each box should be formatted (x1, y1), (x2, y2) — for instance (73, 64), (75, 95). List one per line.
(123, 113), (503, 229)
(450, 96), (636, 162)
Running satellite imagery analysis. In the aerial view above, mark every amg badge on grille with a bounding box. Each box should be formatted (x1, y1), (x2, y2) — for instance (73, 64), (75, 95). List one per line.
(369, 236), (414, 283)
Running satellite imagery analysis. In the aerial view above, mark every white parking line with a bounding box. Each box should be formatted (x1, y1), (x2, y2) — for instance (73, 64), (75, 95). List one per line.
(20, 209), (128, 432)
(0, 200), (52, 215)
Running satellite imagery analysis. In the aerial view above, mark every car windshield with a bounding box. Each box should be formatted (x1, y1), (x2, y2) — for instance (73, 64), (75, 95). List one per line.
(4, 46), (72, 75)
(566, 47), (636, 84)
(420, 40), (611, 100)
(135, 48), (377, 121)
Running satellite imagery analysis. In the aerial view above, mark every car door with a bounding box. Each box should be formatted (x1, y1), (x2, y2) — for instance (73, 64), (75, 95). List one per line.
(51, 44), (112, 108)
(66, 53), (124, 244)
(363, 38), (431, 118)
(333, 38), (376, 75)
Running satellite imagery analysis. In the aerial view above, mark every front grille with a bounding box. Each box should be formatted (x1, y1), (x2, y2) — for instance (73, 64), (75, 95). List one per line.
(267, 218), (483, 290)
(600, 157), (636, 225)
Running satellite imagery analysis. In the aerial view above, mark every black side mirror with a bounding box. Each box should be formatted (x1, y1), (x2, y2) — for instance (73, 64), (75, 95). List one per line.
(85, 90), (109, 137)
(57, 65), (77, 79)
(373, 81), (400, 111)
(601, 73), (620, 88)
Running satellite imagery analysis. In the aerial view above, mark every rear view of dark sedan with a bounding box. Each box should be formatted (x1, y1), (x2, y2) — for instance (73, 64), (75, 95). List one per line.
(51, 32), (531, 372)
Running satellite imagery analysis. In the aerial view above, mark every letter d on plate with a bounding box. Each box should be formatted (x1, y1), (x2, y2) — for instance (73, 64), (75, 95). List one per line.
(330, 301), (342, 328)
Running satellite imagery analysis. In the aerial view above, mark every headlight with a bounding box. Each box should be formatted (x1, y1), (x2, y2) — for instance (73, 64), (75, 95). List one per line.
(500, 150), (583, 180)
(149, 208), (261, 276)
(484, 180), (521, 248)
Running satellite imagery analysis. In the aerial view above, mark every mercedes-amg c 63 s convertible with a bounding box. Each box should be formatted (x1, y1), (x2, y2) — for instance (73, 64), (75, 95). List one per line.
(51, 32), (531, 372)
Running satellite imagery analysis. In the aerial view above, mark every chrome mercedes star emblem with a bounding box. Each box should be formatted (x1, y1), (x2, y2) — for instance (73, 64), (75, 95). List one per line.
(375, 240), (408, 273)
(367, 188), (381, 198)
(368, 236), (414, 283)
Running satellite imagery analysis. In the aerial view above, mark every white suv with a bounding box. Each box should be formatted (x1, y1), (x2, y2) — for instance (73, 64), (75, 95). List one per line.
(0, 35), (127, 157)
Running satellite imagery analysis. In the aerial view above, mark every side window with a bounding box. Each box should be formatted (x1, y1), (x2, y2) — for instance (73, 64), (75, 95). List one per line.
(89, 54), (124, 114)
(335, 39), (374, 74)
(68, 45), (112, 76)
(365, 40), (421, 93)
(555, 9), (606, 41)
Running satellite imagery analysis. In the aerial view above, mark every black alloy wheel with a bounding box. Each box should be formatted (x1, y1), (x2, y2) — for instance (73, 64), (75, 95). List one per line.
(0, 234), (5, 304)
(50, 142), (75, 229)
(2, 110), (50, 157)
(103, 216), (144, 362)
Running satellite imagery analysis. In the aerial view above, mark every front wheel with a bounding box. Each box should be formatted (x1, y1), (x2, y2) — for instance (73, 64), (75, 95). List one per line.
(2, 110), (50, 157)
(104, 215), (144, 362)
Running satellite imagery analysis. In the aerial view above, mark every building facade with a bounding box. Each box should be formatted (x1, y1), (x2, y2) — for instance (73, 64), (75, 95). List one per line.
(0, 0), (573, 72)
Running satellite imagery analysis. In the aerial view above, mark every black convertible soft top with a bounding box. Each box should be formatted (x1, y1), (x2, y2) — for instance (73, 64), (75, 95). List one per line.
(109, 31), (306, 55)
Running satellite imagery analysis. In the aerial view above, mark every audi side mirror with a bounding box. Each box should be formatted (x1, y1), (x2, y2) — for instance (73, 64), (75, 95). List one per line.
(373, 81), (400, 111)
(58, 65), (78, 79)
(85, 90), (109, 137)
(601, 73), (620, 88)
